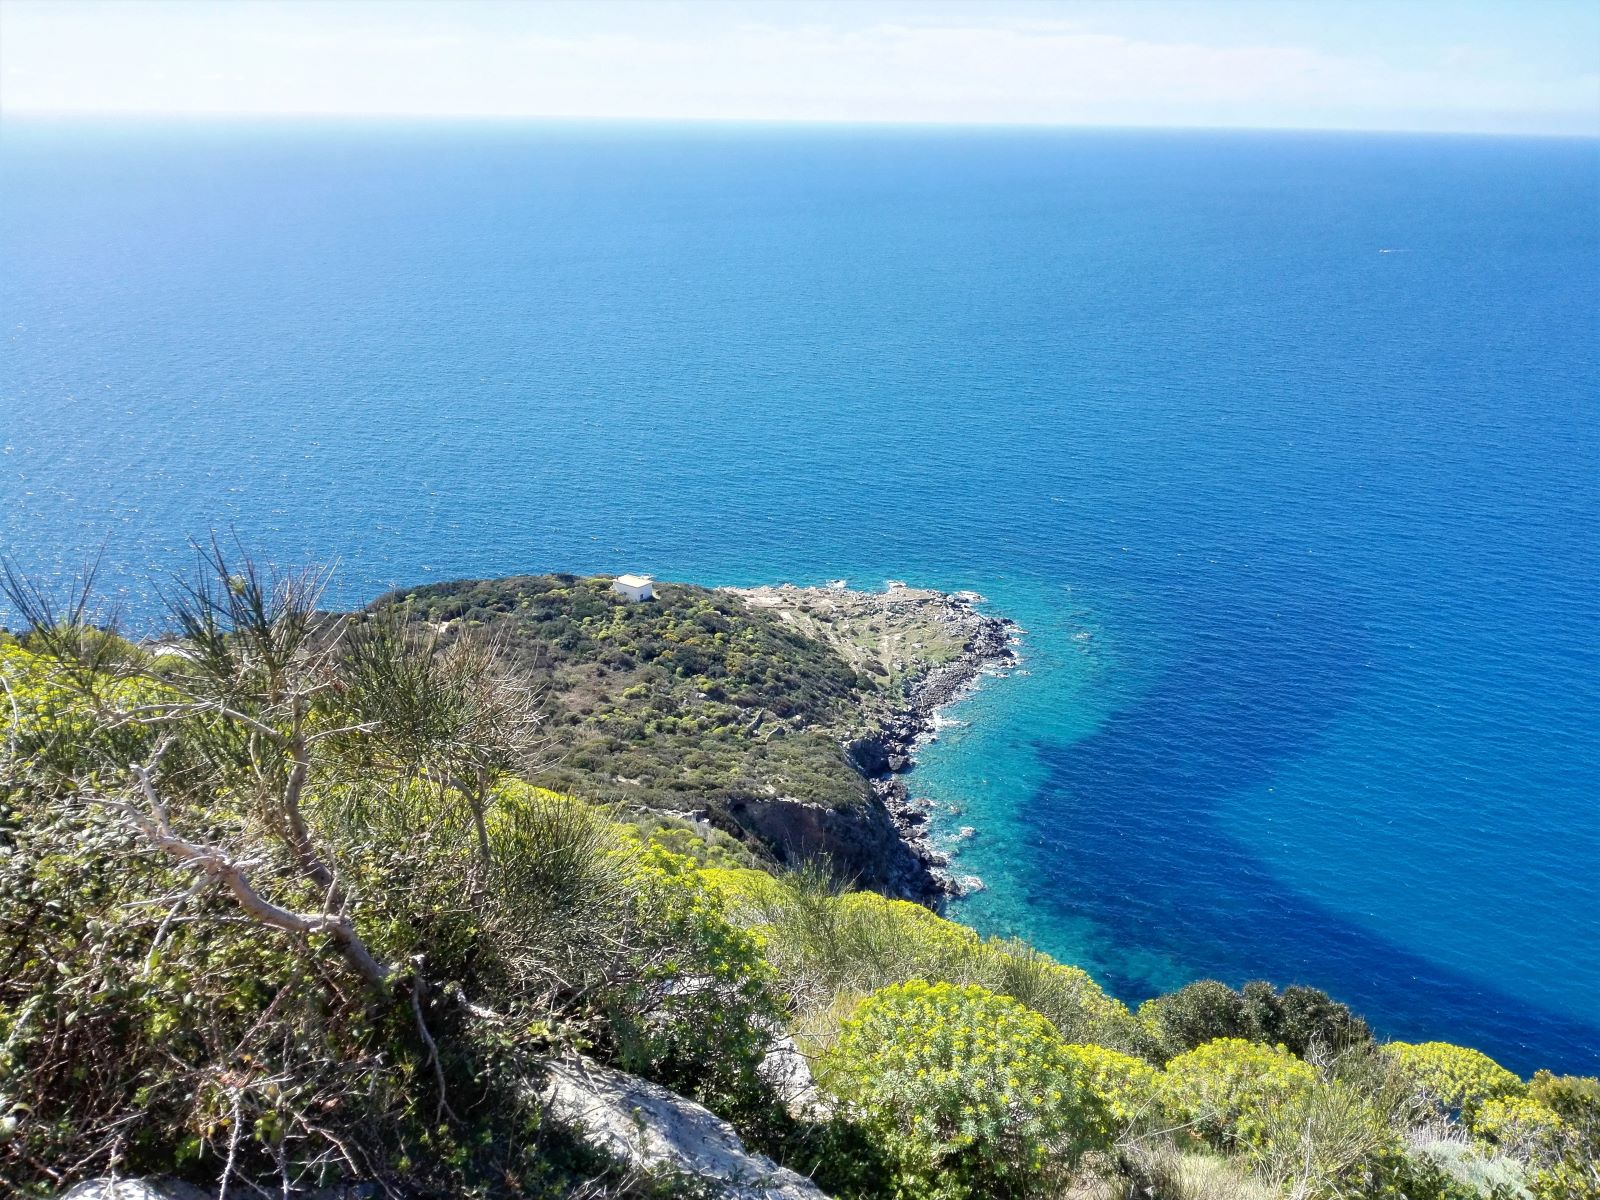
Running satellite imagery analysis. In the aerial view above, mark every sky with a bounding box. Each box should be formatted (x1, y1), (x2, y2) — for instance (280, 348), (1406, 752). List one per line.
(1, 0), (1596, 136)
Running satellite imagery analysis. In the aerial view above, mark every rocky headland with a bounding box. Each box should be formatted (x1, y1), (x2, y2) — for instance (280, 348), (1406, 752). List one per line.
(722, 581), (1019, 904)
(376, 574), (1018, 908)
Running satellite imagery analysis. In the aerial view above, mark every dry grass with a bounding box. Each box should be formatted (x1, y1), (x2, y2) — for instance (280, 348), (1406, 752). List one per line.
(1068, 1146), (1277, 1200)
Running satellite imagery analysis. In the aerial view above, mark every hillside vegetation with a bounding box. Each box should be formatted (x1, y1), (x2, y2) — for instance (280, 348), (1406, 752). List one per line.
(375, 575), (878, 817)
(2, 553), (1595, 1200)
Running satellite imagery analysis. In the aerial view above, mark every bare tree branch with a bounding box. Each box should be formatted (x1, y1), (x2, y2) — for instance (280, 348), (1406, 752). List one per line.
(409, 977), (459, 1125)
(96, 760), (393, 991)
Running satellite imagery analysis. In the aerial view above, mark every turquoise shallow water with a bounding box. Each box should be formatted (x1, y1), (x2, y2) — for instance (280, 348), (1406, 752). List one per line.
(2, 120), (1596, 1074)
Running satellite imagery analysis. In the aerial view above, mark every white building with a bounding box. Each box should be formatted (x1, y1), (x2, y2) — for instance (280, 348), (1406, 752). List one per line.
(611, 574), (655, 602)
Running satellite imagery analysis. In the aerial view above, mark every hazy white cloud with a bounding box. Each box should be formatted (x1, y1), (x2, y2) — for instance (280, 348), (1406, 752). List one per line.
(1, 0), (1595, 135)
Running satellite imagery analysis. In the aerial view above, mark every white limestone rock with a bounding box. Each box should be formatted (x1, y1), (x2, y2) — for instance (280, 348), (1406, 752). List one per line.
(542, 1056), (830, 1199)
(62, 1184), (211, 1200)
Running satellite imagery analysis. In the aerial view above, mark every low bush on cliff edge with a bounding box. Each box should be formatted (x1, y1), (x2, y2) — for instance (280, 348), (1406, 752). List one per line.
(1139, 978), (1374, 1063)
(702, 863), (1152, 1056)
(817, 980), (1113, 1200)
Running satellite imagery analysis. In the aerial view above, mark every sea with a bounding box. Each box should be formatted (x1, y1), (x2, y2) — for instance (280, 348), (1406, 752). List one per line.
(2, 119), (1596, 1075)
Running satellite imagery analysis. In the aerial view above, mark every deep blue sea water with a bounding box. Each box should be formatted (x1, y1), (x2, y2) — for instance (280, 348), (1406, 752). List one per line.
(3, 120), (1596, 1075)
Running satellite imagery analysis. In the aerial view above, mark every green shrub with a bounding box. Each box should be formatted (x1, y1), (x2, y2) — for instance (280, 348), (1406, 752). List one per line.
(1242, 980), (1373, 1059)
(1388, 1042), (1526, 1125)
(819, 980), (1112, 1199)
(706, 865), (1149, 1057)
(1141, 981), (1255, 1059)
(1162, 1038), (1317, 1150)
(606, 846), (782, 1127)
(0, 640), (164, 788)
(1528, 1072), (1600, 1128)
(1250, 1077), (1407, 1199)
(1141, 979), (1371, 1062)
(969, 942), (1156, 1058)
(481, 783), (641, 997)
(1061, 1043), (1163, 1131)
(1489, 1072), (1600, 1200)
(706, 864), (978, 1037)
(1476, 1096), (1566, 1163)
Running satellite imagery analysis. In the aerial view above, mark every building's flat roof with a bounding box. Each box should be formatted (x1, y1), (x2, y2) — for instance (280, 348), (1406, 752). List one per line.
(614, 574), (653, 588)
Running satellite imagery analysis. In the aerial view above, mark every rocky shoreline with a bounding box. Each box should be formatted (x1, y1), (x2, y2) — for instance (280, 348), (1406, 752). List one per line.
(858, 592), (1017, 905)
(724, 582), (1019, 907)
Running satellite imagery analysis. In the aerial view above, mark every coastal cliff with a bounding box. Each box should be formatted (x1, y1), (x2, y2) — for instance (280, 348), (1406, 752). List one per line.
(373, 575), (1016, 904)
(721, 582), (1017, 902)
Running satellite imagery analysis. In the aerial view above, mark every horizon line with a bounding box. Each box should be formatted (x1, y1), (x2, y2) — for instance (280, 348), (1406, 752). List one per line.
(4, 108), (1596, 142)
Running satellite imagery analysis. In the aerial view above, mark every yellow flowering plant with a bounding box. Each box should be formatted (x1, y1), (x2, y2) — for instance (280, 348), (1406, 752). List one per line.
(819, 980), (1112, 1199)
(1161, 1037), (1316, 1149)
(1386, 1041), (1525, 1125)
(1063, 1043), (1164, 1133)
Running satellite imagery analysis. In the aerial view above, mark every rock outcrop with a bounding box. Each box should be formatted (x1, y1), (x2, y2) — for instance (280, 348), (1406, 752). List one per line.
(729, 787), (937, 902)
(725, 582), (1019, 905)
(62, 1181), (373, 1200)
(59, 1054), (828, 1200)
(63, 1184), (210, 1200)
(542, 1056), (830, 1199)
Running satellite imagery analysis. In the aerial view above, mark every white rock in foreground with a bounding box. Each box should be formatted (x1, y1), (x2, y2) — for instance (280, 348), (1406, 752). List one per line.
(62, 1183), (210, 1200)
(543, 1056), (830, 1199)
(759, 1030), (830, 1120)
(63, 1181), (373, 1200)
